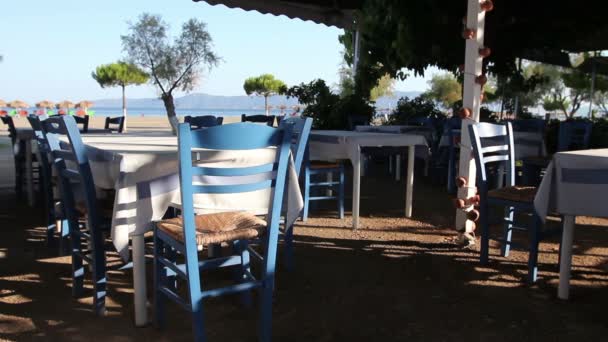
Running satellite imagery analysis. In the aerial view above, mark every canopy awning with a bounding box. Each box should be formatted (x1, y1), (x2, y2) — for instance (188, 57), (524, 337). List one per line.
(193, 0), (360, 28)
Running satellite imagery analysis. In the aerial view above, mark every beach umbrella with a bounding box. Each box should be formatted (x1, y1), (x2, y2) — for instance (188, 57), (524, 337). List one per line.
(75, 100), (94, 109)
(36, 100), (55, 108)
(56, 100), (74, 115)
(0, 99), (6, 107)
(8, 100), (29, 108)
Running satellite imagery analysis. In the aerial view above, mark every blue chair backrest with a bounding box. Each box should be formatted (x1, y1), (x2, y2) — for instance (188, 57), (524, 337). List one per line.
(279, 117), (312, 176)
(468, 122), (515, 190)
(177, 122), (293, 260)
(444, 117), (462, 145)
(184, 115), (223, 129)
(557, 120), (592, 152)
(1, 116), (17, 144)
(41, 115), (100, 228)
(104, 116), (125, 133)
(241, 114), (275, 126)
(27, 115), (53, 190)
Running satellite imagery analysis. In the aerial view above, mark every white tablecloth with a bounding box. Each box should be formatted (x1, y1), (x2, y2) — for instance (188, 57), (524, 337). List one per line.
(532, 148), (608, 300)
(309, 130), (428, 164)
(19, 130), (303, 260)
(534, 148), (608, 221)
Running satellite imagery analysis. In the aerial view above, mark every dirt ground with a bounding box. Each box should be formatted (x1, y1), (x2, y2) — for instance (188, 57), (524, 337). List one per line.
(1, 118), (607, 341)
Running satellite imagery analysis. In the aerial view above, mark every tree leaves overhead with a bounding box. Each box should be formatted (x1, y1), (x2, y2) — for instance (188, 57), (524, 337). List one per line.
(121, 13), (220, 96)
(243, 74), (287, 97)
(91, 62), (149, 88)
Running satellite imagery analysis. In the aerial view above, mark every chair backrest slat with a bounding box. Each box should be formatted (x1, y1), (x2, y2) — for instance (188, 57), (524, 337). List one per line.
(241, 114), (275, 126)
(192, 180), (274, 194)
(60, 168), (82, 181)
(481, 145), (509, 154)
(184, 115), (223, 129)
(191, 163), (275, 176)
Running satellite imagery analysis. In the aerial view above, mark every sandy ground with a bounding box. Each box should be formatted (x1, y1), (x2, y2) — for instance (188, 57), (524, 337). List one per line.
(1, 117), (607, 341)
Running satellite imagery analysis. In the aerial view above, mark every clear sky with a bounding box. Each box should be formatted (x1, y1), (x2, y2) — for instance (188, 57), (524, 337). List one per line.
(0, 0), (436, 104)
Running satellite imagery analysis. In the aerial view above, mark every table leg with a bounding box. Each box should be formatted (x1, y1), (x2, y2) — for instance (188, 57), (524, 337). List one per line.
(352, 147), (361, 229)
(405, 146), (415, 218)
(558, 215), (575, 300)
(395, 154), (401, 181)
(132, 234), (148, 326)
(25, 140), (34, 206)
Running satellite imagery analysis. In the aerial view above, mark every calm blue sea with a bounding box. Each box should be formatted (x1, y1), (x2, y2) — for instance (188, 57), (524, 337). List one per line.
(15, 107), (296, 117)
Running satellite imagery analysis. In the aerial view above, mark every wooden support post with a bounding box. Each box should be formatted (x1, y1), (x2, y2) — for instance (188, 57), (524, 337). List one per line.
(455, 0), (486, 243)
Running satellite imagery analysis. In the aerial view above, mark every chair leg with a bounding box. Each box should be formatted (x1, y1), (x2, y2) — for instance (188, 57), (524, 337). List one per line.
(154, 232), (166, 329)
(338, 165), (345, 219)
(302, 165), (310, 221)
(69, 220), (84, 298)
(527, 215), (542, 283)
(91, 230), (107, 316)
(501, 206), (514, 257)
(479, 199), (490, 266)
(283, 224), (294, 272)
(233, 240), (253, 307)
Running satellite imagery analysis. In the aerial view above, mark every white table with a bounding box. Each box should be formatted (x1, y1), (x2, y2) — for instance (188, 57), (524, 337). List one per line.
(308, 130), (428, 229)
(533, 148), (608, 299)
(20, 131), (303, 326)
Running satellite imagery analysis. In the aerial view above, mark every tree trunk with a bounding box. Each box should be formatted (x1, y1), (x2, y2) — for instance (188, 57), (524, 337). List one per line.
(121, 85), (128, 133)
(264, 95), (269, 116)
(162, 93), (179, 134)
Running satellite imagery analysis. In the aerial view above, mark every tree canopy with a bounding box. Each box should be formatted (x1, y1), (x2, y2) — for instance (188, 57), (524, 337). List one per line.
(121, 13), (220, 132)
(92, 62), (148, 132)
(422, 73), (462, 109)
(243, 74), (287, 115)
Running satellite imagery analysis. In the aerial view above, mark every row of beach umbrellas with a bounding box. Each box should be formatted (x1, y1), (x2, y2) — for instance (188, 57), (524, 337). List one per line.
(0, 99), (94, 116)
(0, 99), (94, 109)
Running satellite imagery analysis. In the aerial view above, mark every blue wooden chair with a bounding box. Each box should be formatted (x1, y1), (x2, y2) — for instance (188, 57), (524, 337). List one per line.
(153, 122), (293, 341)
(522, 120), (592, 186)
(278, 117), (312, 270)
(50, 114), (89, 133)
(241, 114), (275, 126)
(104, 116), (125, 133)
(445, 117), (462, 193)
(184, 115), (223, 129)
(27, 115), (66, 247)
(41, 115), (112, 316)
(302, 155), (345, 221)
(469, 122), (557, 283)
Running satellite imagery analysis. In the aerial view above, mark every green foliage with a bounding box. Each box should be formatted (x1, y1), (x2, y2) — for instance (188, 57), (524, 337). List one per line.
(422, 73), (461, 109)
(370, 74), (396, 101)
(243, 74), (287, 97)
(92, 62), (148, 88)
(121, 13), (219, 132)
(389, 96), (445, 125)
(286, 79), (375, 129)
(243, 74), (287, 115)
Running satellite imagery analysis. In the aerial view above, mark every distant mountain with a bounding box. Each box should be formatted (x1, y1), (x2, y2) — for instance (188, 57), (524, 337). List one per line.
(93, 90), (423, 110)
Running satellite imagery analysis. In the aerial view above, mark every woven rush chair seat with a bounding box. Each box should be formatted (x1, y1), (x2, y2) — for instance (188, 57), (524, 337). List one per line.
(488, 186), (536, 203)
(157, 211), (267, 246)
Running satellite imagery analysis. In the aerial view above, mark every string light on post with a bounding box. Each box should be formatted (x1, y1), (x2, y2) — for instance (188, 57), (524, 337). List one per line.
(478, 47), (492, 58)
(462, 28), (476, 40)
(458, 107), (472, 119)
(480, 0), (494, 12)
(475, 74), (488, 86)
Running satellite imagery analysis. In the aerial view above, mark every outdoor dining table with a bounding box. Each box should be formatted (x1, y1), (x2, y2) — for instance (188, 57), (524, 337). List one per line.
(533, 148), (608, 300)
(16, 129), (303, 326)
(308, 130), (428, 229)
